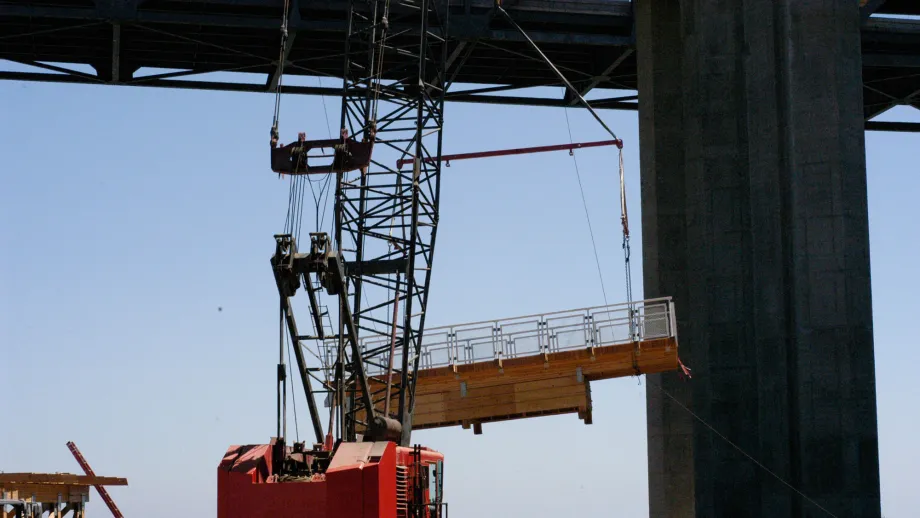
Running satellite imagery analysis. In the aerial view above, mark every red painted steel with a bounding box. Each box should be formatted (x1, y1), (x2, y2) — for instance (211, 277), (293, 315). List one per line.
(395, 138), (623, 168)
(218, 441), (442, 518)
(65, 441), (125, 518)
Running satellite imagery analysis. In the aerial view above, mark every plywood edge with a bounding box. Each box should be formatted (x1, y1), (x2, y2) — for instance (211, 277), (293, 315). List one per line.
(0, 473), (127, 486)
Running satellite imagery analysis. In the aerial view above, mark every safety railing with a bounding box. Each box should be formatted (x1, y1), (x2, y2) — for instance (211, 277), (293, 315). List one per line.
(319, 297), (676, 377)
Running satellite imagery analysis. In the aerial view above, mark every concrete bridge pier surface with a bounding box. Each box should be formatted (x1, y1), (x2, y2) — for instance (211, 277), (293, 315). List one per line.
(636, 1), (881, 517)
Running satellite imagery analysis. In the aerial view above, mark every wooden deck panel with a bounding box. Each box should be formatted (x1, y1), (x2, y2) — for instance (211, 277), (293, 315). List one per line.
(0, 472), (126, 517)
(358, 336), (678, 432)
(0, 473), (127, 486)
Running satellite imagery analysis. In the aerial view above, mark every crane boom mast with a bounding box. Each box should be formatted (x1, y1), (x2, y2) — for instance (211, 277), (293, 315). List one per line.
(272, 0), (450, 447)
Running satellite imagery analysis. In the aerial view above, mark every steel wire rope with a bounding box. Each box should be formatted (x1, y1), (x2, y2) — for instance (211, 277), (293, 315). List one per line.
(563, 108), (609, 306)
(271, 0), (316, 442)
(370, 0), (393, 122)
(619, 149), (633, 307)
(304, 76), (336, 373)
(645, 377), (840, 518)
(296, 175), (307, 243)
(563, 136), (842, 518)
(271, 0), (293, 138)
(560, 126), (838, 518)
(310, 76), (336, 236)
(546, 37), (833, 511)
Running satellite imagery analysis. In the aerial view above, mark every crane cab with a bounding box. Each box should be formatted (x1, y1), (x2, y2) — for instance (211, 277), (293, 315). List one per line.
(394, 445), (446, 518)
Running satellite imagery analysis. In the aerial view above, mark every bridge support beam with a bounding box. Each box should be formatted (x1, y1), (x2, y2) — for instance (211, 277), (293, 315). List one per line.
(636, 1), (881, 517)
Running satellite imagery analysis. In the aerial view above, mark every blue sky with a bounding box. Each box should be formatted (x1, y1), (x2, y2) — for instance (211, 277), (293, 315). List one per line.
(1, 75), (918, 517)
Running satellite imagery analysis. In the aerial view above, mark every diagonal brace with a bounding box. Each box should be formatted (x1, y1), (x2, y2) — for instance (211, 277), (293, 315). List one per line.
(268, 0), (301, 90)
(496, 5), (619, 141)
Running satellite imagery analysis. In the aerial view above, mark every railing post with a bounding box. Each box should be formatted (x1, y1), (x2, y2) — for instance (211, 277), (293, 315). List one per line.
(584, 312), (595, 357)
(540, 319), (549, 363)
(628, 304), (637, 343)
(492, 324), (503, 369)
(448, 329), (457, 373)
(536, 318), (543, 353)
(669, 300), (678, 341)
(492, 324), (498, 359)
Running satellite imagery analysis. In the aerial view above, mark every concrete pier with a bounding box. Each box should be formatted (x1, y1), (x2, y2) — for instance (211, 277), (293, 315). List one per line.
(636, 1), (882, 516)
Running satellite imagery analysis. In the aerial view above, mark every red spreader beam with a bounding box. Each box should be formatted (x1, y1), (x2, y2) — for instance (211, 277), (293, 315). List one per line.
(66, 441), (125, 518)
(395, 138), (623, 168)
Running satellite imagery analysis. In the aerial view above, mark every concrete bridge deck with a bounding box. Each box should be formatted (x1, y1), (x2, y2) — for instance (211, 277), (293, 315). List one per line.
(1, 0), (918, 127)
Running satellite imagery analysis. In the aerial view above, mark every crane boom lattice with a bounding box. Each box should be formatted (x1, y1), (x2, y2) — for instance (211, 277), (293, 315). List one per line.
(333, 0), (448, 446)
(271, 0), (450, 448)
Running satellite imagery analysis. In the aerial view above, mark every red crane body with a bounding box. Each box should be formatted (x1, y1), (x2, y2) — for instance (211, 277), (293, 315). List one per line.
(218, 441), (444, 518)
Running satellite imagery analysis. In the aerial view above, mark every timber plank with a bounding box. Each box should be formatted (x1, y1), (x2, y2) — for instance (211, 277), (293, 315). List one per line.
(412, 380), (586, 413)
(414, 406), (582, 429)
(0, 473), (127, 486)
(414, 392), (588, 420)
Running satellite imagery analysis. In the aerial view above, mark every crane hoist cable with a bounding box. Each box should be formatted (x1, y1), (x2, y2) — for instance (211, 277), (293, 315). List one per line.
(270, 0), (320, 446)
(499, 4), (638, 370)
(561, 111), (635, 363)
(370, 0), (392, 120)
(619, 148), (632, 309)
(563, 109), (609, 306)
(270, 0), (292, 144)
(269, 0), (329, 243)
(271, 0), (304, 239)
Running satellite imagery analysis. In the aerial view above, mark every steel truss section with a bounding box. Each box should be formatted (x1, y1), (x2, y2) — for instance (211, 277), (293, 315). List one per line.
(2, 2), (920, 126)
(325, 0), (448, 445)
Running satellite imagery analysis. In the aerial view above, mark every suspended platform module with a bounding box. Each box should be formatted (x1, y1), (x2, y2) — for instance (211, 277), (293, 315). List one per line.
(336, 298), (680, 434)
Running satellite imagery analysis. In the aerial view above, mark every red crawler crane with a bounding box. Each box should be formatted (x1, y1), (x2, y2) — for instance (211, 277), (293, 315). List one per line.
(218, 1), (646, 517)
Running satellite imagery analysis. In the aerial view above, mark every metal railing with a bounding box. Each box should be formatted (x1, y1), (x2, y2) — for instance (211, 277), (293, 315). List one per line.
(318, 298), (676, 378)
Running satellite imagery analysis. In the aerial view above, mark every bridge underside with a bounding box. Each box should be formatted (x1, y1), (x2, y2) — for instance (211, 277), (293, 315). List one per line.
(1, 0), (919, 129)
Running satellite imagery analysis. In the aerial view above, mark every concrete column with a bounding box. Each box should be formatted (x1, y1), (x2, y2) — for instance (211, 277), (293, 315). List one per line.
(636, 1), (881, 517)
